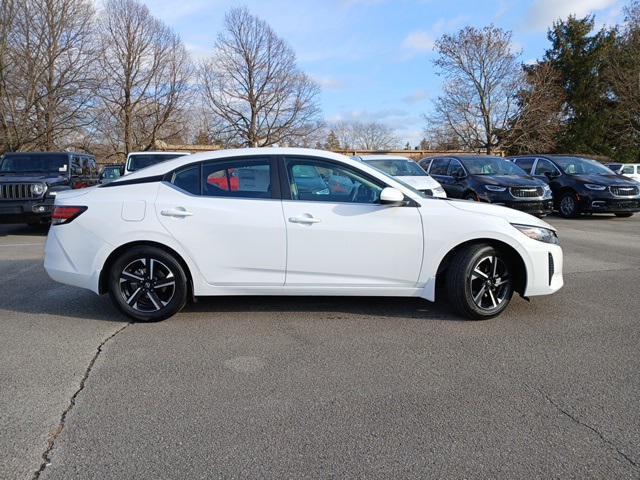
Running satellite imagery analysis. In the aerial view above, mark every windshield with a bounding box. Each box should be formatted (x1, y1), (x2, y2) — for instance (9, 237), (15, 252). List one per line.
(365, 159), (427, 177)
(127, 154), (186, 172)
(555, 157), (616, 175)
(0, 153), (69, 174)
(460, 157), (527, 176)
(102, 166), (123, 179)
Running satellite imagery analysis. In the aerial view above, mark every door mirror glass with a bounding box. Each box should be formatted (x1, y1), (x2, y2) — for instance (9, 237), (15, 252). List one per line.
(380, 187), (405, 205)
(544, 170), (559, 179)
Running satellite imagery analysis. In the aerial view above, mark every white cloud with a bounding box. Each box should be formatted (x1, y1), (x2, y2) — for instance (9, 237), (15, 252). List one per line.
(526, 0), (618, 31)
(313, 76), (345, 90)
(185, 43), (212, 62)
(403, 90), (429, 104)
(400, 16), (468, 59)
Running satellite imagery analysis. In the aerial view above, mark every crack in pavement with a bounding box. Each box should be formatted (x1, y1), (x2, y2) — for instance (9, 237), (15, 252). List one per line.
(526, 382), (639, 471)
(31, 322), (132, 480)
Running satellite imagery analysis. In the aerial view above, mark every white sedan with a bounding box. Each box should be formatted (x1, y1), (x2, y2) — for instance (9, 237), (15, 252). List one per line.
(356, 155), (447, 198)
(44, 148), (563, 322)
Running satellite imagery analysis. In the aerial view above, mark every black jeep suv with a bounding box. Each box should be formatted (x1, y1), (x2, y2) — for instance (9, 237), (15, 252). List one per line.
(419, 155), (554, 216)
(509, 155), (640, 218)
(0, 151), (98, 225)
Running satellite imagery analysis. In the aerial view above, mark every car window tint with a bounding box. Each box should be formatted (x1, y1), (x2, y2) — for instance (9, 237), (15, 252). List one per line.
(622, 165), (634, 174)
(535, 159), (559, 176)
(514, 157), (534, 173)
(419, 159), (432, 171)
(171, 165), (200, 195)
(202, 159), (271, 199)
(285, 158), (383, 204)
(430, 158), (450, 175)
(448, 159), (465, 177)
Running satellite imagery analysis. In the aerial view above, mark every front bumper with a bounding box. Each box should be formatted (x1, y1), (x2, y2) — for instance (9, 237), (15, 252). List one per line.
(523, 242), (564, 297)
(0, 198), (55, 223)
(576, 193), (640, 213)
(477, 191), (554, 215)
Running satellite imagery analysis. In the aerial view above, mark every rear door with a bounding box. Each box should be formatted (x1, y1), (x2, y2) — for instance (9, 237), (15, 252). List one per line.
(280, 156), (423, 287)
(428, 158), (453, 195)
(156, 156), (287, 286)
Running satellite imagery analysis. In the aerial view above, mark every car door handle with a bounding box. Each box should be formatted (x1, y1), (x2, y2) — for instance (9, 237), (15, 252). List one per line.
(288, 214), (321, 224)
(161, 208), (193, 218)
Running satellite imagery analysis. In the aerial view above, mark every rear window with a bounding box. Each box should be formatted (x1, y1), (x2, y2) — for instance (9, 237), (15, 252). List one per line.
(127, 154), (186, 172)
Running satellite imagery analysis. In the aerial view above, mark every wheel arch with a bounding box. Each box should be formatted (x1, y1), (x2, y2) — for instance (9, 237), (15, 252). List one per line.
(98, 240), (194, 297)
(435, 238), (527, 297)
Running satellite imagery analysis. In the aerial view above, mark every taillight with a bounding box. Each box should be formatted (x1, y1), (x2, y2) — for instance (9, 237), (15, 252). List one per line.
(51, 206), (87, 225)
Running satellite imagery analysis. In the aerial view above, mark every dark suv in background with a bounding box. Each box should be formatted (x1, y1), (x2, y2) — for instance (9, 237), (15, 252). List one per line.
(0, 151), (98, 225)
(420, 155), (554, 216)
(509, 155), (640, 218)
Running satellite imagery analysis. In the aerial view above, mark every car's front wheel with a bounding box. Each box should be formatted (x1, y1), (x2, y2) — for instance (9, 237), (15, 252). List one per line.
(108, 246), (188, 322)
(558, 192), (580, 218)
(446, 244), (514, 320)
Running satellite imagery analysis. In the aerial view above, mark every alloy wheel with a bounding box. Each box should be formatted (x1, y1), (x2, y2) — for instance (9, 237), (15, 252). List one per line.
(468, 255), (511, 311)
(560, 195), (576, 217)
(118, 258), (176, 313)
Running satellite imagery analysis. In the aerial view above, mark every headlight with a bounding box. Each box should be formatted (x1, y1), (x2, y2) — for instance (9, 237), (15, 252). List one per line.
(512, 224), (560, 245)
(542, 184), (552, 198)
(485, 185), (506, 192)
(584, 184), (606, 191)
(31, 183), (46, 195)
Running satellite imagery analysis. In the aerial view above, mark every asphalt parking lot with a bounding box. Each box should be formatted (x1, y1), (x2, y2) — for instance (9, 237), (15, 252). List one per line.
(1, 215), (639, 479)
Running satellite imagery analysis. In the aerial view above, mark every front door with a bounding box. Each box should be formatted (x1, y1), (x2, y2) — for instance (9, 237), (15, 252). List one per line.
(280, 156), (424, 287)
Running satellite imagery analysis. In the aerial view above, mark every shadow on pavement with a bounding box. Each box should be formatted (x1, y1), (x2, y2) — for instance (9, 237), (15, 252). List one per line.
(0, 224), (49, 237)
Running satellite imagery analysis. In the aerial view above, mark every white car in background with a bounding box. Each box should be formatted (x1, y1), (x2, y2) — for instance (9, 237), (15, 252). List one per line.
(44, 148), (562, 322)
(356, 155), (447, 198)
(124, 151), (189, 175)
(619, 164), (640, 183)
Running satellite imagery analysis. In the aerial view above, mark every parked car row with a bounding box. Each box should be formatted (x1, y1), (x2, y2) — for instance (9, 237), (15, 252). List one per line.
(415, 154), (639, 219)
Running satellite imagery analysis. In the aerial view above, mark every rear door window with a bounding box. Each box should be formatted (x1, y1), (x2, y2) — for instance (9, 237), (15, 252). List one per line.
(514, 157), (535, 174)
(429, 158), (450, 175)
(202, 158), (272, 199)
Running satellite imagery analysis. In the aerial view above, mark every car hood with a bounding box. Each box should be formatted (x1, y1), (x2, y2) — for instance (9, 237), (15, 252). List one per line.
(397, 175), (442, 190)
(0, 174), (66, 184)
(471, 175), (545, 187)
(569, 174), (638, 186)
(446, 199), (554, 229)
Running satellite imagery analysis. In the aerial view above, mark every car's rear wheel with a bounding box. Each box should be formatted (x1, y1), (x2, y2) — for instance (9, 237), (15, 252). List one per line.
(558, 192), (579, 218)
(108, 246), (188, 322)
(614, 213), (633, 218)
(446, 244), (514, 320)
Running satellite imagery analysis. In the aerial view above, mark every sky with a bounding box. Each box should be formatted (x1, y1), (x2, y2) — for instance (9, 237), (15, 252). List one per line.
(139, 0), (624, 146)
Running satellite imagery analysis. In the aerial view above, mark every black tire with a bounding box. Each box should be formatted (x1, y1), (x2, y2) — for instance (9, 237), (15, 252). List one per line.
(558, 192), (580, 218)
(614, 213), (633, 218)
(464, 191), (478, 201)
(108, 245), (188, 322)
(445, 244), (514, 320)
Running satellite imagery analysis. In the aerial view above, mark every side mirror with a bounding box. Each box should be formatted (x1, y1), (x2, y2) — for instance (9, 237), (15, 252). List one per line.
(544, 171), (558, 179)
(452, 171), (466, 180)
(380, 187), (406, 206)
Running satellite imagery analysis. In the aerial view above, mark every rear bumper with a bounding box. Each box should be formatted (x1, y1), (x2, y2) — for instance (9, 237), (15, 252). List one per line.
(44, 223), (107, 294)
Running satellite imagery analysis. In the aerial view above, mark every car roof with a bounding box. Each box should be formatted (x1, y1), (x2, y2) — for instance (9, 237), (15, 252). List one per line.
(126, 151), (188, 156)
(359, 155), (412, 161)
(116, 148), (368, 182)
(424, 154), (505, 161)
(3, 151), (93, 156)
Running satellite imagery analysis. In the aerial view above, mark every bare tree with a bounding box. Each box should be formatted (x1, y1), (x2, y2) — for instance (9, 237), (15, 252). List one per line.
(199, 7), (320, 147)
(0, 0), (97, 153)
(327, 120), (398, 150)
(430, 26), (522, 154)
(505, 63), (566, 154)
(96, 0), (192, 157)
